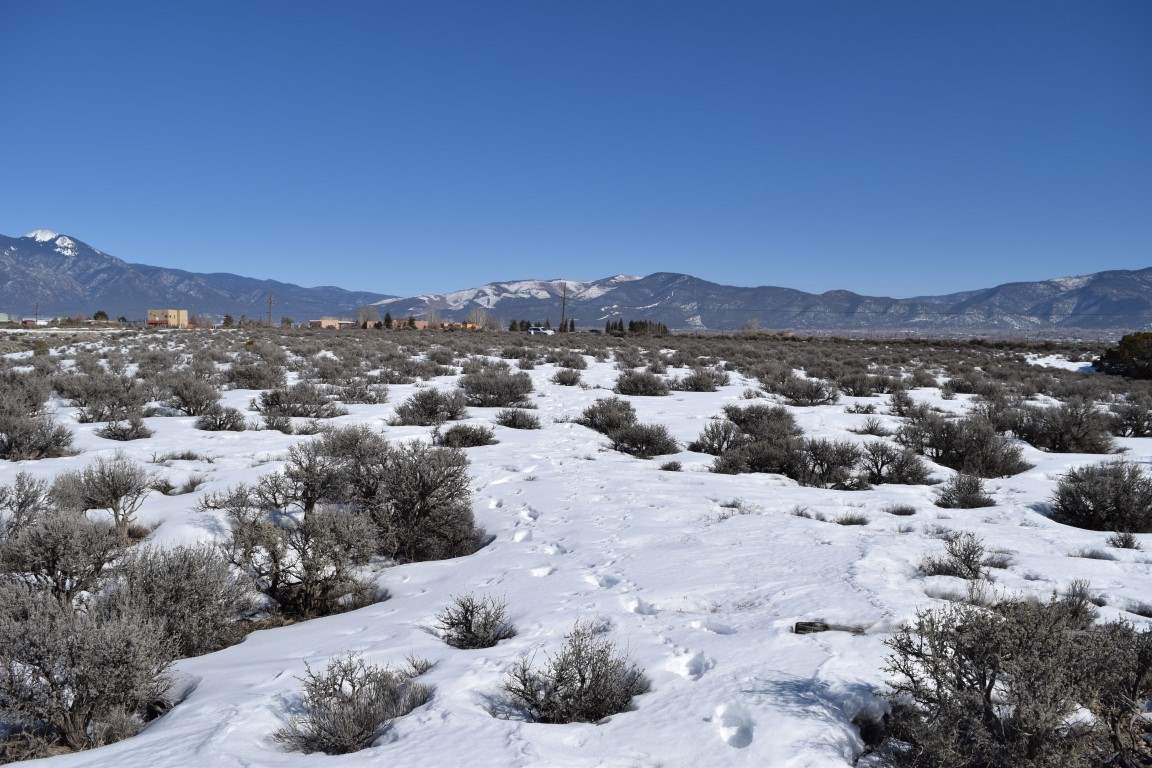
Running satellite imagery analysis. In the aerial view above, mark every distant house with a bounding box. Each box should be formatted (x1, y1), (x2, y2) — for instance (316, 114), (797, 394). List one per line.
(307, 317), (356, 329)
(147, 308), (190, 329)
(20, 318), (49, 328)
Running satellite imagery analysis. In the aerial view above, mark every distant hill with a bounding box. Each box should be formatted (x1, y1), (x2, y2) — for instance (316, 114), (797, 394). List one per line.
(374, 269), (1152, 332)
(2, 230), (1148, 332)
(0, 230), (392, 320)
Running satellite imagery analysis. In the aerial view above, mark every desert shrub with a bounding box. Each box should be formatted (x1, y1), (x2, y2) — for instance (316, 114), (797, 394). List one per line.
(58, 373), (150, 424)
(502, 623), (650, 724)
(1013, 399), (1114, 454)
(613, 370), (669, 396)
(97, 544), (251, 658)
(896, 414), (1030, 478)
(0, 585), (172, 753)
(795, 439), (861, 488)
(434, 423), (497, 448)
(608, 423), (678, 459)
(0, 511), (123, 604)
(551, 368), (581, 386)
(426, 347), (456, 366)
(390, 388), (468, 425)
(195, 405), (248, 431)
(776, 374), (839, 406)
(549, 350), (587, 369)
(838, 372), (881, 397)
(577, 397), (637, 435)
(879, 593), (1152, 768)
(436, 594), (516, 649)
(1094, 331), (1152, 378)
(165, 373), (220, 416)
(688, 419), (745, 455)
(671, 367), (729, 392)
(254, 383), (347, 419)
(0, 415), (75, 461)
(0, 371), (50, 418)
(336, 379), (388, 404)
(835, 512), (869, 525)
(262, 413), (294, 433)
(1050, 461), (1152, 533)
(150, 473), (207, 496)
(226, 360), (286, 390)
(852, 417), (891, 436)
(919, 532), (986, 579)
(494, 409), (540, 429)
(371, 441), (479, 563)
(273, 654), (432, 755)
(660, 461), (681, 471)
(0, 473), (52, 535)
(224, 500), (379, 619)
(1107, 530), (1140, 549)
(1110, 396), (1152, 437)
(459, 368), (533, 408)
(884, 504), (917, 516)
(96, 416), (153, 441)
(888, 388), (917, 417)
(935, 473), (994, 508)
(613, 347), (644, 368)
(712, 437), (803, 477)
(52, 453), (152, 543)
(721, 403), (800, 442)
(860, 442), (932, 485)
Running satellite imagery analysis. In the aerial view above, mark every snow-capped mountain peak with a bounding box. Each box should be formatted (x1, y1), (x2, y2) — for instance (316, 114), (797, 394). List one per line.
(24, 228), (61, 242)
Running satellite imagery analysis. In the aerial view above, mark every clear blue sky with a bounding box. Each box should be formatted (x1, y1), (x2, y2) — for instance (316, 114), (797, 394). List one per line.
(2, 1), (1148, 298)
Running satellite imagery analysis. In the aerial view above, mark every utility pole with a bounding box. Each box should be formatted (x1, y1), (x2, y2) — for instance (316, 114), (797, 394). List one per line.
(559, 281), (567, 333)
(266, 293), (274, 327)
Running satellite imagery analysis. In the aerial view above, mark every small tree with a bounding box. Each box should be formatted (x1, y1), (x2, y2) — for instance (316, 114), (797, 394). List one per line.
(1095, 331), (1152, 378)
(52, 453), (152, 542)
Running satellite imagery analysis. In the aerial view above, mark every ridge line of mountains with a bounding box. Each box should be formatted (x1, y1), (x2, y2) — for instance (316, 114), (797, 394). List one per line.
(2, 230), (1149, 334)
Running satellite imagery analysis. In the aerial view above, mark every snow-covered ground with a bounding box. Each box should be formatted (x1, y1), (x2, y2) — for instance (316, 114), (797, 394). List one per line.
(6, 350), (1150, 768)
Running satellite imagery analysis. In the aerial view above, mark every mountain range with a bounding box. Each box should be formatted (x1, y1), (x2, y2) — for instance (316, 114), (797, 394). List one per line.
(2, 230), (1149, 333)
(0, 230), (392, 322)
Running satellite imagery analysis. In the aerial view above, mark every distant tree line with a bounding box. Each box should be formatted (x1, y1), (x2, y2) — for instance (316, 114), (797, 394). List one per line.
(604, 319), (669, 337)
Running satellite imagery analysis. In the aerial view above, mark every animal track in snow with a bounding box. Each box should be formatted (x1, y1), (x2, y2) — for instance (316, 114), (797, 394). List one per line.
(621, 596), (658, 615)
(584, 573), (620, 589)
(691, 619), (736, 635)
(666, 649), (711, 680)
(713, 702), (754, 748)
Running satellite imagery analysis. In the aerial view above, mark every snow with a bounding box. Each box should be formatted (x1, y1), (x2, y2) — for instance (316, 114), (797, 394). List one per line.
(24, 228), (60, 242)
(1025, 353), (1095, 372)
(6, 348), (1151, 768)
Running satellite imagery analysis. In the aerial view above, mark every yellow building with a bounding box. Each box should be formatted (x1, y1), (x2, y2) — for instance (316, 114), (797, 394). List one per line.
(147, 309), (189, 329)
